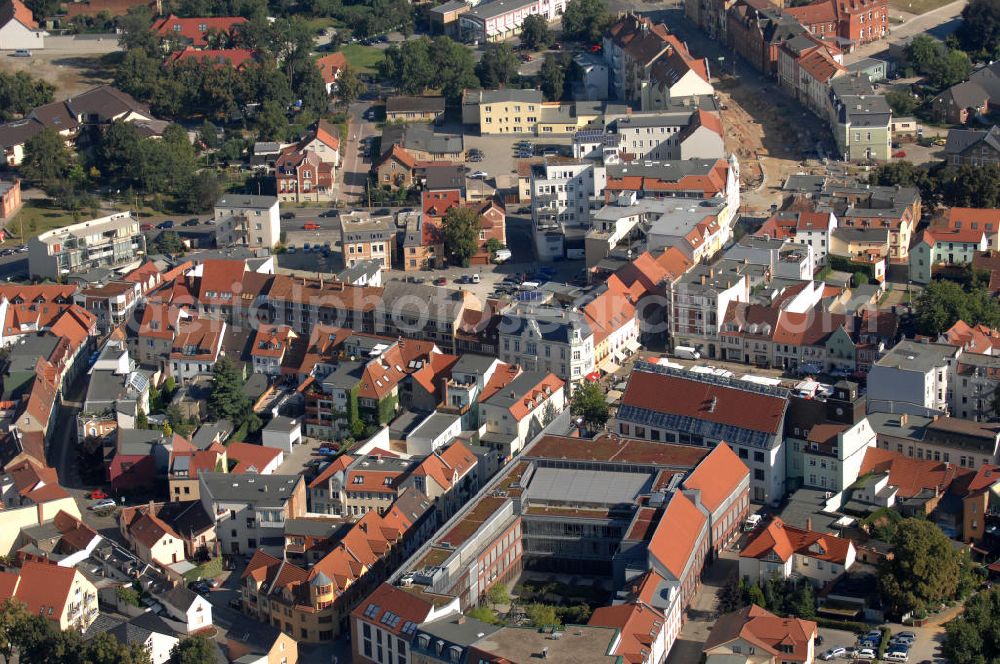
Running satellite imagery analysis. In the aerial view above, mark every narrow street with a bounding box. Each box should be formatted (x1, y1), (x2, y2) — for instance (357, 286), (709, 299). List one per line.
(666, 550), (737, 663)
(337, 101), (380, 203)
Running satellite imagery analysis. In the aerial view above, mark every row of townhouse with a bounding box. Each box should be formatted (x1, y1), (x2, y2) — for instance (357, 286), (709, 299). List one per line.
(602, 14), (715, 109)
(351, 433), (749, 664)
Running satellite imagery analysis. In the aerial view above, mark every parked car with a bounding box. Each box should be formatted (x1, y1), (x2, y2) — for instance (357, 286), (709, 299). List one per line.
(188, 581), (211, 595)
(182, 219), (200, 227)
(140, 223), (154, 231)
(157, 220), (174, 229)
(857, 649), (877, 660)
(434, 277), (448, 286)
(319, 210), (337, 217)
(303, 222), (320, 230)
(280, 212), (295, 219)
(89, 498), (117, 511)
(468, 170), (489, 179)
(820, 647), (846, 661)
(11, 50), (31, 57)
(894, 150), (907, 158)
(88, 489), (109, 500)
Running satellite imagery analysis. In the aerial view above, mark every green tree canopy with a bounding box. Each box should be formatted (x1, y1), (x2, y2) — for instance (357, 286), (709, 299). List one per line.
(0, 71), (54, 121)
(958, 0), (1000, 58)
(904, 35), (971, 90)
(539, 53), (566, 101)
(118, 6), (158, 54)
(476, 43), (520, 88)
(170, 635), (217, 664)
(942, 587), (1000, 664)
(878, 518), (967, 616)
(336, 64), (365, 105)
(21, 126), (74, 193)
(207, 357), (261, 434)
(519, 14), (552, 50)
(442, 206), (480, 267)
(560, 0), (610, 43)
(525, 604), (560, 628)
(914, 278), (1000, 336)
(570, 381), (609, 431)
(380, 36), (478, 101)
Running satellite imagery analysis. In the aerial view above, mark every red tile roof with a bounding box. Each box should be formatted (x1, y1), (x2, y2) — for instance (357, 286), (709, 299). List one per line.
(167, 47), (257, 69)
(350, 583), (438, 634)
(151, 14), (248, 47)
(859, 447), (966, 499)
(589, 602), (666, 664)
(706, 605), (817, 663)
(942, 320), (1000, 355)
(227, 441), (283, 474)
(128, 511), (180, 551)
(741, 517), (852, 564)
(170, 317), (224, 361)
(648, 490), (706, 580)
(197, 259), (246, 305)
(315, 52), (347, 85)
(682, 443), (749, 513)
(308, 454), (352, 489)
(5, 561), (81, 621)
(622, 369), (786, 435)
(5, 0), (37, 29)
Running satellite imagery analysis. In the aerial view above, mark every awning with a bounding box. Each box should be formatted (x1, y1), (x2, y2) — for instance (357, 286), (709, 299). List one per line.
(605, 389), (623, 404)
(625, 339), (642, 353)
(602, 361), (621, 374)
(585, 371), (601, 382)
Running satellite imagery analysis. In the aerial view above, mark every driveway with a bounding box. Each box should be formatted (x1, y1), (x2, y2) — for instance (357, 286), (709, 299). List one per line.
(666, 551), (737, 664)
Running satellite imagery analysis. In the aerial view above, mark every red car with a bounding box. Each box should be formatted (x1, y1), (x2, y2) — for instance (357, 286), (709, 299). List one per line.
(589, 44), (602, 53)
(893, 150), (906, 158)
(434, 277), (448, 286)
(89, 489), (109, 500)
(303, 222), (320, 230)
(140, 223), (154, 231)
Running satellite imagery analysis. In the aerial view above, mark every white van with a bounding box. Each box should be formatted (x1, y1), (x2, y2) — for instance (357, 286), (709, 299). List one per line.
(744, 514), (762, 531)
(519, 281), (540, 291)
(674, 346), (700, 360)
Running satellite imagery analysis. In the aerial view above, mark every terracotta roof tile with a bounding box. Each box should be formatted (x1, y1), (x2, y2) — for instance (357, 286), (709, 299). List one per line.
(682, 443), (749, 513)
(648, 490), (706, 580)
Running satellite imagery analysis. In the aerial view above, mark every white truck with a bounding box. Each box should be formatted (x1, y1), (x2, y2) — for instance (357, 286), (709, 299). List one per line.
(673, 346), (700, 360)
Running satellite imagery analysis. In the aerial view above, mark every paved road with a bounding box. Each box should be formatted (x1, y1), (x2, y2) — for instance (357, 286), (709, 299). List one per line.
(338, 101), (380, 203)
(845, 0), (967, 63)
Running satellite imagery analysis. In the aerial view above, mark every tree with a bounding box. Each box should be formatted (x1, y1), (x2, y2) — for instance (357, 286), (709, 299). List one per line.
(476, 43), (520, 88)
(904, 35), (971, 90)
(561, 0), (610, 43)
(885, 90), (919, 116)
(878, 518), (964, 616)
(466, 606), (502, 624)
(380, 36), (478, 101)
(958, 0), (1000, 57)
(99, 120), (144, 184)
(942, 586), (1000, 664)
(118, 6), (158, 54)
(207, 357), (261, 434)
(179, 171), (222, 214)
(170, 635), (217, 664)
(198, 120), (221, 149)
(442, 206), (480, 267)
(486, 583), (510, 607)
(745, 583), (766, 608)
(571, 381), (609, 431)
(914, 278), (1000, 336)
(851, 271), (869, 288)
(21, 127), (73, 192)
(519, 14), (551, 50)
(136, 408), (149, 429)
(24, 0), (58, 21)
(0, 71), (54, 121)
(539, 53), (566, 101)
(525, 604), (560, 627)
(154, 231), (185, 255)
(116, 585), (142, 607)
(937, 164), (1000, 209)
(785, 579), (816, 619)
(336, 64), (365, 104)
(717, 575), (746, 614)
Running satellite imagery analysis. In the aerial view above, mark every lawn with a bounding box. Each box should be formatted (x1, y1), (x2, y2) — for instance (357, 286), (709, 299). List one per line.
(889, 0), (953, 14)
(339, 44), (384, 75)
(183, 556), (223, 582)
(3, 201), (81, 246)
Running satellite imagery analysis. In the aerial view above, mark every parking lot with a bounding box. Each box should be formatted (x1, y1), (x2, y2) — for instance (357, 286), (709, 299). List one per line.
(815, 623), (944, 663)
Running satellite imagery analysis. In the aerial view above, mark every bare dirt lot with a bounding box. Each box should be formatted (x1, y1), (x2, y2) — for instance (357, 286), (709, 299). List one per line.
(0, 35), (122, 98)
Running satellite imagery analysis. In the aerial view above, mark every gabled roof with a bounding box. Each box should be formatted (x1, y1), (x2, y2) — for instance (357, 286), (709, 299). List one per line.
(0, 0), (38, 30)
(350, 583), (438, 635)
(741, 516), (852, 564)
(2, 561), (81, 621)
(128, 511), (181, 550)
(682, 443), (748, 513)
(705, 605), (816, 663)
(315, 52), (347, 85)
(227, 441), (283, 474)
(151, 14), (248, 47)
(858, 447), (966, 499)
(589, 601), (666, 664)
(648, 490), (706, 580)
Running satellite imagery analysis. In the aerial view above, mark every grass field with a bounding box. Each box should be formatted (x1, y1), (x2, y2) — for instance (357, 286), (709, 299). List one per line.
(3, 201), (81, 246)
(888, 0), (953, 15)
(339, 44), (384, 75)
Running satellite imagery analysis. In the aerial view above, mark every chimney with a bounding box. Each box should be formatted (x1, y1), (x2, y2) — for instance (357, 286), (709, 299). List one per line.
(899, 413), (908, 426)
(806, 517), (812, 531)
